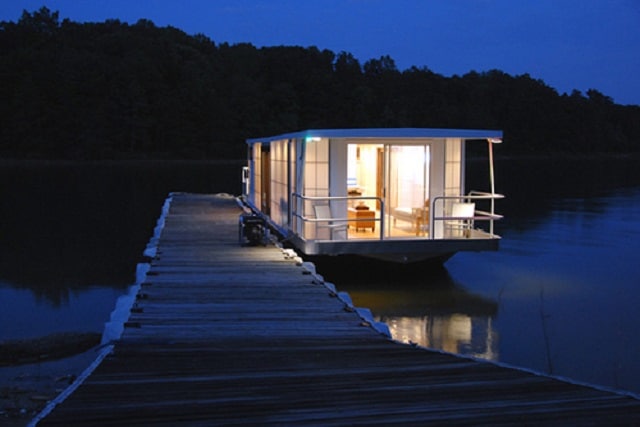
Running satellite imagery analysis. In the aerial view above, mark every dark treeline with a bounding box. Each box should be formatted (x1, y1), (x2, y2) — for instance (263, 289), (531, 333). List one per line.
(1, 7), (639, 160)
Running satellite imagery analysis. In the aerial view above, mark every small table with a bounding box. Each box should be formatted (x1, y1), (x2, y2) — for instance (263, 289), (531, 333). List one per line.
(348, 208), (375, 231)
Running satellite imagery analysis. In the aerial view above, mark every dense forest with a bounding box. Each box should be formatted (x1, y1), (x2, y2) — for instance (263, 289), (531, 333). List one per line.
(1, 7), (639, 160)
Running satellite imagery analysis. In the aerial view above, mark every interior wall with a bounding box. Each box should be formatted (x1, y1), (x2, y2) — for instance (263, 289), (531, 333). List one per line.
(430, 139), (445, 238)
(358, 144), (379, 210)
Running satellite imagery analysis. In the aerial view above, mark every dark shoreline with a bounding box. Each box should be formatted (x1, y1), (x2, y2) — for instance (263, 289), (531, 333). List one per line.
(0, 158), (247, 167)
(1, 151), (639, 165)
(0, 332), (102, 367)
(1, 332), (103, 425)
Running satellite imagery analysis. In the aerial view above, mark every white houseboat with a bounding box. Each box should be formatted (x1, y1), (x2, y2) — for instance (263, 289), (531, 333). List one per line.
(240, 128), (504, 264)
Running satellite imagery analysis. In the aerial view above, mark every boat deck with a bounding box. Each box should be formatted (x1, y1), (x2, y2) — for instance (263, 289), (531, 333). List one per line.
(37, 193), (640, 425)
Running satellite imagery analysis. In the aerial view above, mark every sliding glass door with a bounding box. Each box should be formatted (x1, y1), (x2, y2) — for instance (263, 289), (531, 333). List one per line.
(386, 144), (430, 237)
(347, 141), (431, 238)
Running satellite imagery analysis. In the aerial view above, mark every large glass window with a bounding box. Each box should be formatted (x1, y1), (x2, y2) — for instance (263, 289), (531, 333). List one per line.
(270, 139), (288, 227)
(347, 143), (380, 211)
(347, 142), (431, 238)
(304, 138), (329, 197)
(391, 145), (429, 209)
(303, 138), (329, 238)
(388, 144), (430, 236)
(252, 143), (262, 210)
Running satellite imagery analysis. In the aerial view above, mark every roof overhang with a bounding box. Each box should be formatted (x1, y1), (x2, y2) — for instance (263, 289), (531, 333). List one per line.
(246, 128), (503, 145)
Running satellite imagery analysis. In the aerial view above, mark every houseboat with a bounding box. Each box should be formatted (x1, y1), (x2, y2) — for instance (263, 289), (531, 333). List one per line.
(240, 128), (504, 264)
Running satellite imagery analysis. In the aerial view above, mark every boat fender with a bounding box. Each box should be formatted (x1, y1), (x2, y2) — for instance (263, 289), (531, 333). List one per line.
(355, 307), (374, 323)
(337, 291), (353, 308)
(301, 262), (316, 275)
(282, 248), (297, 259)
(324, 282), (336, 293)
(373, 321), (392, 338)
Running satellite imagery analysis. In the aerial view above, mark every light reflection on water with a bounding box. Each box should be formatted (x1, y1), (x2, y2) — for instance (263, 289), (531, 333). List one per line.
(1, 159), (639, 397)
(332, 186), (640, 395)
(382, 314), (499, 361)
(337, 267), (501, 362)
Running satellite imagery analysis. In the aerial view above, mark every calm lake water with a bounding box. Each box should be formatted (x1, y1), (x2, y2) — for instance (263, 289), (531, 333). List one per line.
(1, 157), (639, 395)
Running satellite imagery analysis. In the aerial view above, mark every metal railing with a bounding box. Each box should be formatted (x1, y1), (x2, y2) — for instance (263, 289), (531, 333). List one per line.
(431, 191), (504, 238)
(291, 191), (503, 242)
(291, 193), (385, 241)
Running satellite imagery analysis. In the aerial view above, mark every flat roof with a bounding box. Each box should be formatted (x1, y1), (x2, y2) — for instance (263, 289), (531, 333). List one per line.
(246, 127), (503, 144)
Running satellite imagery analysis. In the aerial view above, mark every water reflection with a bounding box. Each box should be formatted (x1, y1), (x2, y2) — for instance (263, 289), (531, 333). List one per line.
(382, 314), (498, 361)
(1, 157), (639, 395)
(0, 161), (243, 297)
(0, 161), (242, 341)
(314, 181), (640, 394)
(319, 266), (500, 361)
(445, 187), (640, 394)
(0, 284), (123, 341)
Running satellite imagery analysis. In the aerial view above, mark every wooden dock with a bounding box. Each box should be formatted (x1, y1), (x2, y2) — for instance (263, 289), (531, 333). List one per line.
(37, 193), (640, 425)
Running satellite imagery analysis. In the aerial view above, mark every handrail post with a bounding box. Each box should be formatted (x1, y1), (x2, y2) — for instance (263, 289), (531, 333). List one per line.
(379, 198), (385, 240)
(488, 139), (496, 236)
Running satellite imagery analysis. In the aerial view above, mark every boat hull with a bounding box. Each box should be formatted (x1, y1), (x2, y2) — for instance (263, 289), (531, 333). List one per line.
(288, 233), (499, 264)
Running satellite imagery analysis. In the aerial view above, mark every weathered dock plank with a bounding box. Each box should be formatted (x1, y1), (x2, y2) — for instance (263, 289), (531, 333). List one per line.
(38, 193), (640, 425)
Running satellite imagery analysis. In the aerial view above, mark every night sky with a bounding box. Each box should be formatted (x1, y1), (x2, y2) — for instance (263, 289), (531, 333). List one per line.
(2, 0), (639, 106)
